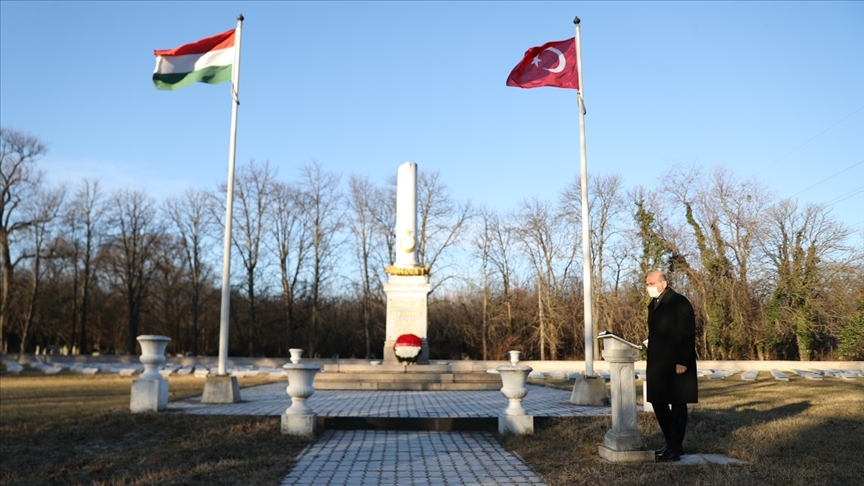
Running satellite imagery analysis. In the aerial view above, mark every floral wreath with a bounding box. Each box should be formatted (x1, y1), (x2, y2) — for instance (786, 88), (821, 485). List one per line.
(394, 334), (423, 364)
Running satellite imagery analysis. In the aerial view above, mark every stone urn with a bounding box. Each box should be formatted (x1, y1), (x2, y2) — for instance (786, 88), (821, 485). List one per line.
(508, 350), (521, 365)
(283, 363), (321, 415)
(497, 365), (532, 416)
(289, 348), (304, 364)
(137, 335), (171, 380)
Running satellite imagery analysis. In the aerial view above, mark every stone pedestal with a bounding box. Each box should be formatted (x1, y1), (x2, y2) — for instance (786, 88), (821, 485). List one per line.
(597, 333), (654, 463)
(282, 363), (321, 436)
(570, 374), (608, 405)
(383, 274), (431, 364)
(497, 365), (534, 435)
(202, 375), (241, 404)
(130, 335), (171, 413)
(130, 378), (168, 412)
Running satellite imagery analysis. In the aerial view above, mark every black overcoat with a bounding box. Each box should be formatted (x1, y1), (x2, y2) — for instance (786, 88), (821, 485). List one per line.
(646, 288), (698, 404)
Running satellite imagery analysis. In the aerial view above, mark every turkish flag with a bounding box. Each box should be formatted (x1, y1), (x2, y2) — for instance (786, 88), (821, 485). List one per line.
(506, 38), (579, 90)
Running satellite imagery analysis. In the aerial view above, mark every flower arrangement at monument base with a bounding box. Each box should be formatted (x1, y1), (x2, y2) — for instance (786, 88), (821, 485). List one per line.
(394, 334), (423, 364)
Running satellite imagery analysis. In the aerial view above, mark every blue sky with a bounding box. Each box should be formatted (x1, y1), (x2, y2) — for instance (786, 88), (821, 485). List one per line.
(2, 1), (862, 240)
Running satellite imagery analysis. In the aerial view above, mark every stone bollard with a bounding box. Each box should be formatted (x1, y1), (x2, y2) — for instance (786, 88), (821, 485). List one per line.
(289, 348), (304, 364)
(130, 335), (171, 413)
(597, 332), (654, 463)
(281, 363), (321, 436)
(496, 365), (534, 435)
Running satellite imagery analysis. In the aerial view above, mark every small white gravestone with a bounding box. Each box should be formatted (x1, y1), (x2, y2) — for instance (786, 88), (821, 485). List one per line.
(597, 332), (654, 463)
(130, 335), (171, 413)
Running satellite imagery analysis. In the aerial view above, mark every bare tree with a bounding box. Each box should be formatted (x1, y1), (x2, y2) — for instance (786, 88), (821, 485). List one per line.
(486, 210), (519, 336)
(514, 197), (578, 360)
(224, 160), (277, 357)
(761, 199), (851, 360)
(0, 126), (48, 353)
(561, 173), (627, 357)
(347, 174), (386, 359)
(64, 179), (106, 354)
(104, 189), (163, 354)
(415, 170), (472, 291)
(270, 180), (310, 355)
(164, 187), (216, 355)
(298, 161), (344, 357)
(17, 186), (65, 353)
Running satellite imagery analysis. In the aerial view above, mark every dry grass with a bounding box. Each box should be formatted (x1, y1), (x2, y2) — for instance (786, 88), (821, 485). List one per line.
(0, 371), (311, 485)
(2, 370), (863, 485)
(508, 377), (864, 486)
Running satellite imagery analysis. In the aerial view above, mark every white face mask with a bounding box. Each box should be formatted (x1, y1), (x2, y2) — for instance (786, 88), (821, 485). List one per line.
(647, 286), (662, 299)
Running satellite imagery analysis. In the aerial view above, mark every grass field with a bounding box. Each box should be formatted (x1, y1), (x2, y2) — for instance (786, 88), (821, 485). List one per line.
(1, 369), (863, 485)
(508, 377), (864, 486)
(0, 371), (312, 485)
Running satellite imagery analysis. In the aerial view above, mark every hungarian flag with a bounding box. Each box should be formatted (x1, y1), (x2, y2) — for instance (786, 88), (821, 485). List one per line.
(153, 29), (235, 90)
(506, 38), (579, 90)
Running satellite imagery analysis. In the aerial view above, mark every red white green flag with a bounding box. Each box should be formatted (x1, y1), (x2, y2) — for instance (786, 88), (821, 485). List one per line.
(153, 29), (235, 90)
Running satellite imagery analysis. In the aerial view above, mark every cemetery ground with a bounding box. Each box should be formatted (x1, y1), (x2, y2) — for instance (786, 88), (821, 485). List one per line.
(0, 368), (862, 486)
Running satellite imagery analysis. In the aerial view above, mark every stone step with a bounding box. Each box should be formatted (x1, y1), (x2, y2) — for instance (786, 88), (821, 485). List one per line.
(314, 381), (502, 391)
(313, 372), (501, 384)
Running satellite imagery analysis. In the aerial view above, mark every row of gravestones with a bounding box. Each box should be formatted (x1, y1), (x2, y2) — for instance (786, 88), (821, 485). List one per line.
(5, 360), (862, 382)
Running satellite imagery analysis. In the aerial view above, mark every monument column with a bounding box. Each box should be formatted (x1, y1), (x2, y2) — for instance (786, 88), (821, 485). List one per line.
(383, 162), (431, 364)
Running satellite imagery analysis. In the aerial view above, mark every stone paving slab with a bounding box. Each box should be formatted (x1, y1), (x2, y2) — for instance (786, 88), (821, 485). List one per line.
(673, 453), (748, 466)
(170, 383), (610, 418)
(280, 430), (548, 486)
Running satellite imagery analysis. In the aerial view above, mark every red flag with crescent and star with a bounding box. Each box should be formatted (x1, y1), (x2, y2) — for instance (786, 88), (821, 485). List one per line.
(506, 38), (579, 90)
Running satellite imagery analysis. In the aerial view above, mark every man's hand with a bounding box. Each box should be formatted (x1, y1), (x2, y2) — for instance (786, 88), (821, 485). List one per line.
(676, 365), (687, 374)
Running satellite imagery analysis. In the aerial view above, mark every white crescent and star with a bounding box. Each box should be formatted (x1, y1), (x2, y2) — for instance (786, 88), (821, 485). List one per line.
(530, 47), (566, 73)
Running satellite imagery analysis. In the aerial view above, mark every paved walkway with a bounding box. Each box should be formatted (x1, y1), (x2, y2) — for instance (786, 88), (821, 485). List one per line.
(170, 383), (608, 418)
(171, 384), (594, 485)
(171, 383), (743, 485)
(280, 430), (546, 486)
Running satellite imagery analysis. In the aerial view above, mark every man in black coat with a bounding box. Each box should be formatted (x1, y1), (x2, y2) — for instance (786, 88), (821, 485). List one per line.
(645, 270), (698, 462)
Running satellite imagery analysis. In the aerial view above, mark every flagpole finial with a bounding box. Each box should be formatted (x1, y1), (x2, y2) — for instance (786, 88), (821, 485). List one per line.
(573, 16), (581, 25)
(238, 14), (244, 21)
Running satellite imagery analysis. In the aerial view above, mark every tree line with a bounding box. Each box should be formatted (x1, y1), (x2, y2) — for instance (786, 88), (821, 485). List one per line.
(2, 126), (862, 361)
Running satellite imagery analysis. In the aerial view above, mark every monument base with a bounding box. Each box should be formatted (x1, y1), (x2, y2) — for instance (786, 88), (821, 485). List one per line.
(281, 413), (317, 436)
(570, 374), (608, 405)
(383, 339), (430, 365)
(202, 375), (241, 404)
(130, 378), (168, 412)
(598, 446), (655, 463)
(498, 414), (534, 435)
(605, 428), (646, 451)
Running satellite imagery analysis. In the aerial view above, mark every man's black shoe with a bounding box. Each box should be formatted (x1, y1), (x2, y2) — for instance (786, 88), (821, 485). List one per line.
(655, 446), (667, 456)
(656, 449), (681, 462)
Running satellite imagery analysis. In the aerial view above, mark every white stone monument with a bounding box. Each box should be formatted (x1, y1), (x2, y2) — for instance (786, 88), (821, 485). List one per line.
(596, 332), (654, 463)
(383, 162), (432, 364)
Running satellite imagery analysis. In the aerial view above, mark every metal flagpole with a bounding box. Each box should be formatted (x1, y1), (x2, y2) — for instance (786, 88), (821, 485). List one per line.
(217, 14), (244, 376)
(574, 16), (596, 378)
